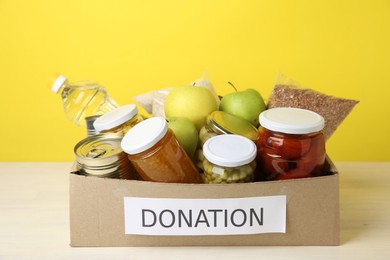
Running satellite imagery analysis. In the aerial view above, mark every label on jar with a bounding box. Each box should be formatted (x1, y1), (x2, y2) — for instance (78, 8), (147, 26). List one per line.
(124, 195), (286, 236)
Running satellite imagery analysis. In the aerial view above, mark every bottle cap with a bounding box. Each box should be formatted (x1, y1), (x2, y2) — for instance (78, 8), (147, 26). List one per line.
(121, 117), (168, 155)
(203, 134), (257, 167)
(259, 107), (325, 134)
(51, 75), (67, 93)
(93, 104), (138, 132)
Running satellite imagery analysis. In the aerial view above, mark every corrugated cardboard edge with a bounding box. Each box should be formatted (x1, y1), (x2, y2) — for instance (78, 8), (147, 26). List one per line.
(69, 157), (339, 247)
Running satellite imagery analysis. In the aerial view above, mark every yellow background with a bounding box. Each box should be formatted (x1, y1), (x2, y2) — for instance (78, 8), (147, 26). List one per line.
(0, 0), (389, 162)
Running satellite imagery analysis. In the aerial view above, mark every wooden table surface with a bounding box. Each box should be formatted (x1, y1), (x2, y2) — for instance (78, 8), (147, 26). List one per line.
(0, 162), (389, 259)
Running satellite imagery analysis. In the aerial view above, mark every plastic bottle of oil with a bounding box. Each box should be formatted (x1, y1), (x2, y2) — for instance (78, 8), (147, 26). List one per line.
(51, 75), (119, 126)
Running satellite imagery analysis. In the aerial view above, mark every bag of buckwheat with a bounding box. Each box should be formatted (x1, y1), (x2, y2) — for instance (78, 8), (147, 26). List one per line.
(267, 74), (359, 140)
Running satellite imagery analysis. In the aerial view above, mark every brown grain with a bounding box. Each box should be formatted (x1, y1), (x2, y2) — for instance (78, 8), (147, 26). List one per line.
(267, 84), (359, 140)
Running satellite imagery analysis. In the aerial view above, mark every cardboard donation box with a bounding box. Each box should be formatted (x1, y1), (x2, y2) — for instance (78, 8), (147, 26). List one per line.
(69, 157), (339, 247)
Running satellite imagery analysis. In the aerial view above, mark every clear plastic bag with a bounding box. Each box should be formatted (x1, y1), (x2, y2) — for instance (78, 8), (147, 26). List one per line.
(267, 73), (359, 140)
(133, 71), (219, 118)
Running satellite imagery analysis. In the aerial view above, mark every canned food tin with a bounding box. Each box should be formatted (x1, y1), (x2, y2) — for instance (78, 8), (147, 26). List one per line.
(74, 133), (133, 179)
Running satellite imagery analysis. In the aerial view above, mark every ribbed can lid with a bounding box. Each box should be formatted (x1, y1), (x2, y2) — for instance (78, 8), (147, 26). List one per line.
(74, 133), (124, 168)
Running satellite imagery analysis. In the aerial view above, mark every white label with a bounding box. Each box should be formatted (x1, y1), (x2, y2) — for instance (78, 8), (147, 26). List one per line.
(124, 196), (286, 236)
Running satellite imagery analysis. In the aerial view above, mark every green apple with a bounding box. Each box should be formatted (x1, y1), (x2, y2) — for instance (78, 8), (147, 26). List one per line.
(167, 117), (199, 159)
(164, 86), (218, 131)
(219, 88), (266, 127)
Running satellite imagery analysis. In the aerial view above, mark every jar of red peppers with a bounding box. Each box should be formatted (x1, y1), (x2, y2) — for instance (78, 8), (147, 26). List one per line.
(256, 107), (326, 181)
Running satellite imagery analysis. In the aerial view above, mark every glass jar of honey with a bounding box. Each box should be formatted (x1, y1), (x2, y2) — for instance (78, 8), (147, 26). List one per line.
(256, 108), (326, 181)
(93, 104), (143, 135)
(202, 134), (257, 184)
(120, 117), (202, 183)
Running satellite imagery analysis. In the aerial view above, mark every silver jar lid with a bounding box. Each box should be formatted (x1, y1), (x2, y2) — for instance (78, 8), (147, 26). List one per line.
(206, 111), (258, 141)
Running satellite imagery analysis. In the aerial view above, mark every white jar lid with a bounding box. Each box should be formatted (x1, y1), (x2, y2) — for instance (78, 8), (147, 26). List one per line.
(51, 75), (67, 93)
(121, 117), (168, 155)
(94, 104), (139, 132)
(259, 107), (324, 134)
(203, 134), (257, 167)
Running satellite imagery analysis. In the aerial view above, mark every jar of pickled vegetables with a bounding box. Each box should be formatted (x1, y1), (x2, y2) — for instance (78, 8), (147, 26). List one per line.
(202, 134), (257, 184)
(121, 117), (202, 183)
(93, 104), (143, 135)
(256, 107), (326, 181)
(199, 111), (258, 146)
(196, 111), (258, 170)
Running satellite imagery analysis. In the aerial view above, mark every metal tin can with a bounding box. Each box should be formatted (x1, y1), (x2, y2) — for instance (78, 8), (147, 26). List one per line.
(74, 133), (134, 179)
